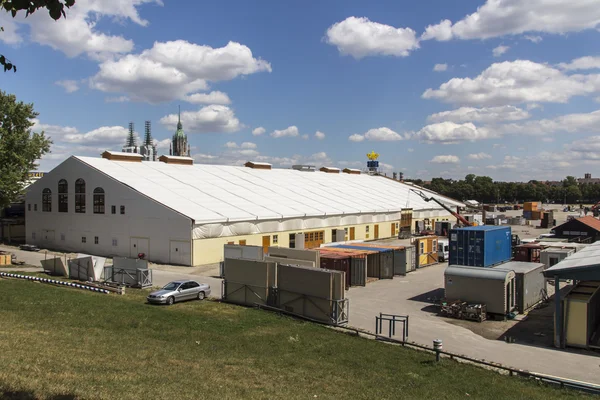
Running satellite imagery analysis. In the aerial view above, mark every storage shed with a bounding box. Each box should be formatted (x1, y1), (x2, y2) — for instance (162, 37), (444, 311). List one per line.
(445, 265), (516, 315)
(331, 244), (394, 279)
(347, 242), (410, 275)
(540, 248), (574, 269)
(412, 236), (438, 268)
(544, 241), (600, 348)
(561, 281), (600, 349)
(493, 261), (546, 313)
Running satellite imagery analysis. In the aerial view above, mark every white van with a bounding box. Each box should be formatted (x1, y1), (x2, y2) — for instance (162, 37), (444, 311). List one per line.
(437, 238), (449, 262)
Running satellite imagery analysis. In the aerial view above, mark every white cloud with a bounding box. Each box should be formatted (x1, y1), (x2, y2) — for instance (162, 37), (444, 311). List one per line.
(90, 40), (271, 103)
(542, 137), (555, 142)
(427, 106), (530, 124)
(415, 122), (494, 144)
(431, 155), (460, 164)
(159, 105), (241, 134)
(407, 148), (414, 152)
(349, 127), (404, 142)
(496, 109), (600, 136)
(315, 131), (326, 140)
(310, 151), (329, 161)
(526, 103), (543, 111)
(224, 141), (238, 148)
(11, 0), (163, 61)
(566, 136), (600, 161)
(302, 134), (309, 140)
(0, 14), (22, 45)
(271, 126), (299, 138)
(185, 91), (231, 105)
(241, 142), (257, 149)
(433, 63), (448, 72)
(524, 35), (543, 43)
(55, 80), (80, 93)
(423, 60), (600, 106)
(557, 56), (600, 71)
(468, 152), (492, 160)
(154, 138), (171, 150)
(421, 0), (600, 41)
(325, 16), (419, 59)
(492, 45), (510, 57)
(252, 127), (266, 136)
(421, 19), (453, 41)
(105, 96), (130, 103)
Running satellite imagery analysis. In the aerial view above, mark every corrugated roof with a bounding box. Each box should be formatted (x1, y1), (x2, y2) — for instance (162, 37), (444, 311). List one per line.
(74, 156), (464, 224)
(573, 216), (600, 232)
(544, 241), (600, 280)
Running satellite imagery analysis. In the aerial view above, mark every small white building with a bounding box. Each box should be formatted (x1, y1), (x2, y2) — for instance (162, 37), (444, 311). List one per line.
(25, 152), (463, 266)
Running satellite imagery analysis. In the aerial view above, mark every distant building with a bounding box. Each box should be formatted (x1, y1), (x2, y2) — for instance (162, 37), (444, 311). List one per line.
(170, 106), (191, 157)
(578, 173), (600, 185)
(552, 216), (600, 243)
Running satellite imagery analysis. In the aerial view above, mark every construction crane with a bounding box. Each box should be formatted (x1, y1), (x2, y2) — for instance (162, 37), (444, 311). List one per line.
(409, 189), (474, 227)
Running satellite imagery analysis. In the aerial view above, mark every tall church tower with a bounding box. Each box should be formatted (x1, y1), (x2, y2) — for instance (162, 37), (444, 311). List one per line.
(122, 122), (137, 153)
(140, 120), (157, 161)
(170, 106), (190, 157)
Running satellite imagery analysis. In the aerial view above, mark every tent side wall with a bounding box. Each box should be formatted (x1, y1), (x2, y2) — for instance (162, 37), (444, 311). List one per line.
(192, 217), (415, 265)
(26, 157), (192, 265)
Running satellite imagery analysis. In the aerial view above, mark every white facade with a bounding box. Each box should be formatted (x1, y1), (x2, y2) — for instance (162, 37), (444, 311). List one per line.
(26, 157), (192, 265)
(26, 155), (462, 266)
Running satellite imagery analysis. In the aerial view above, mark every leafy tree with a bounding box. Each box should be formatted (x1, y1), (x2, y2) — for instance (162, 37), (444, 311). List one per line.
(1, 0), (75, 72)
(565, 185), (582, 204)
(0, 91), (51, 207)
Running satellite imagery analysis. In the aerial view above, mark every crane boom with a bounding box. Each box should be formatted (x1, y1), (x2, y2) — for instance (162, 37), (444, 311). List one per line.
(409, 189), (472, 227)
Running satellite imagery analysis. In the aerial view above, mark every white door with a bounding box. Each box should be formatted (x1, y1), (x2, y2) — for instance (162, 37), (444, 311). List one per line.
(130, 237), (149, 258)
(170, 241), (190, 265)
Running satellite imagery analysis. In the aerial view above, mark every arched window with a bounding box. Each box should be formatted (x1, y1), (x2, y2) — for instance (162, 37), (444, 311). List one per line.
(42, 188), (52, 212)
(75, 178), (86, 213)
(93, 187), (105, 214)
(58, 179), (68, 213)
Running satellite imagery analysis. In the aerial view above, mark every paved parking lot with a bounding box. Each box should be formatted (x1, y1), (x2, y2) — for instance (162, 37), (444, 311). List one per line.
(346, 263), (600, 385)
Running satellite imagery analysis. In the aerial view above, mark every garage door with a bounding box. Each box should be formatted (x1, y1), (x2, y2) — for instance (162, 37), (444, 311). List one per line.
(170, 240), (190, 265)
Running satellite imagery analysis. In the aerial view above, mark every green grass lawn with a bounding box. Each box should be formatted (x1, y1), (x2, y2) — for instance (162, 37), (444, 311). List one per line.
(0, 277), (592, 400)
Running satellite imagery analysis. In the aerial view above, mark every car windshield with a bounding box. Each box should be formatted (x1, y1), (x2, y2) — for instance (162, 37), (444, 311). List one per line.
(162, 282), (181, 291)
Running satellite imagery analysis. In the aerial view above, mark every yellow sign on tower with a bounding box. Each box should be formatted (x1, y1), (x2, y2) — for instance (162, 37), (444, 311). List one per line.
(366, 151), (379, 161)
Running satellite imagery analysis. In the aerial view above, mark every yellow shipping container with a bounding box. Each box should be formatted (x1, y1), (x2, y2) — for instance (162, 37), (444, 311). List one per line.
(524, 202), (538, 212)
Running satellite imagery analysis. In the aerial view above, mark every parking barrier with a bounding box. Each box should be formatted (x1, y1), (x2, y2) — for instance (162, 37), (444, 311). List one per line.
(0, 272), (109, 294)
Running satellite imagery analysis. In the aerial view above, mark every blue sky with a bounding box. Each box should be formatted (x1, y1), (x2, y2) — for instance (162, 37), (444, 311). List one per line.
(2, 0), (600, 181)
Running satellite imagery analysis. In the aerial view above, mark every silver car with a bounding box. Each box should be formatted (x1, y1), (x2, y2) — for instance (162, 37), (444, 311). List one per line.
(147, 280), (211, 305)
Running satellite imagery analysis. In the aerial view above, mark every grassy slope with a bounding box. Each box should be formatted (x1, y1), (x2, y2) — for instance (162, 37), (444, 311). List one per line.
(0, 278), (591, 400)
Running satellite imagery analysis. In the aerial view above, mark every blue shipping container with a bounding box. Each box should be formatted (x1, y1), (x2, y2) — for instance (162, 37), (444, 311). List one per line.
(523, 211), (532, 219)
(449, 226), (512, 268)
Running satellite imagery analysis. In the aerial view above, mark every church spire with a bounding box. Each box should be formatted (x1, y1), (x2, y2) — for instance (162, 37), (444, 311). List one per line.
(144, 121), (153, 146)
(126, 122), (136, 148)
(177, 105), (182, 131)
